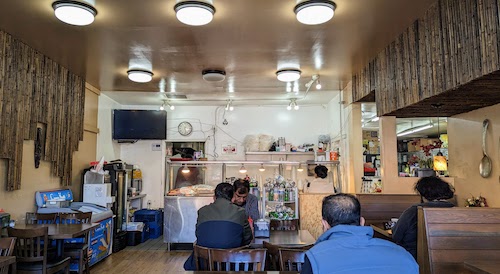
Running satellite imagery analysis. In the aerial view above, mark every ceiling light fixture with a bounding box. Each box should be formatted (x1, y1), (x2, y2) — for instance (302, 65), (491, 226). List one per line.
(305, 74), (320, 89)
(127, 69), (153, 83)
(181, 164), (190, 173)
(315, 79), (322, 89)
(239, 164), (247, 173)
(166, 101), (175, 111)
(287, 99), (300, 111)
(297, 163), (304, 172)
(397, 123), (434, 137)
(174, 1), (215, 26)
(276, 69), (301, 82)
(52, 0), (97, 26)
(202, 69), (226, 82)
(259, 164), (266, 172)
(294, 0), (336, 25)
(160, 103), (165, 111)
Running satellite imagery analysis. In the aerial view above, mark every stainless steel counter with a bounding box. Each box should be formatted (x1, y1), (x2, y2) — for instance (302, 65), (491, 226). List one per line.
(163, 196), (213, 247)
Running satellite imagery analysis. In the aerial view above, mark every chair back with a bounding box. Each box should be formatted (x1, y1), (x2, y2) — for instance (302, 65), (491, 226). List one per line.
(58, 212), (92, 224)
(270, 219), (298, 231)
(35, 213), (57, 224)
(210, 248), (267, 271)
(193, 244), (212, 271)
(0, 237), (16, 256)
(7, 226), (48, 266)
(263, 241), (280, 270)
(279, 248), (307, 271)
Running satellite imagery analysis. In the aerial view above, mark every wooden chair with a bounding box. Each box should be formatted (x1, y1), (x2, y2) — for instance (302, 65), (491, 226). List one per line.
(210, 248), (267, 271)
(270, 219), (298, 231)
(193, 244), (212, 271)
(0, 237), (16, 274)
(263, 241), (280, 270)
(8, 226), (70, 274)
(34, 213), (57, 224)
(59, 212), (92, 274)
(279, 248), (307, 271)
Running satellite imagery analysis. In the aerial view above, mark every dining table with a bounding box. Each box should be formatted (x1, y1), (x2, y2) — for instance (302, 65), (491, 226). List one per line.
(12, 223), (99, 258)
(251, 230), (316, 248)
(0, 256), (16, 273)
(370, 224), (393, 241)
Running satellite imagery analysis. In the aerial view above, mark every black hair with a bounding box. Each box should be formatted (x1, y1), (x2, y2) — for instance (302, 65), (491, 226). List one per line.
(414, 177), (454, 201)
(233, 179), (250, 195)
(215, 182), (234, 201)
(322, 193), (361, 227)
(315, 165), (328, 179)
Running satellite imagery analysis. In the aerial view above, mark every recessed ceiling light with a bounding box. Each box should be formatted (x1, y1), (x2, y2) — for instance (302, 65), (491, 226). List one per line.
(52, 0), (97, 26)
(202, 69), (226, 82)
(294, 0), (336, 25)
(127, 69), (153, 83)
(276, 69), (301, 82)
(174, 1), (216, 26)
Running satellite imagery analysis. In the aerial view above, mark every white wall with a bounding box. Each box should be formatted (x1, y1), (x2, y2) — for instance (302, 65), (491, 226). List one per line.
(99, 104), (334, 208)
(97, 94), (122, 161)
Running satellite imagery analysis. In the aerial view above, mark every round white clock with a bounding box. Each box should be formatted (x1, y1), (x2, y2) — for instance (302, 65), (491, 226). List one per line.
(178, 121), (193, 136)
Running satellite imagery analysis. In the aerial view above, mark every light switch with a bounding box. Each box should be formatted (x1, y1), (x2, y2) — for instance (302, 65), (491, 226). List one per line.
(152, 143), (161, 151)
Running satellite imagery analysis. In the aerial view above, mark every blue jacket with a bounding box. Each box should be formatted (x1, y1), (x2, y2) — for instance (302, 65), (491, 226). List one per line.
(302, 225), (418, 274)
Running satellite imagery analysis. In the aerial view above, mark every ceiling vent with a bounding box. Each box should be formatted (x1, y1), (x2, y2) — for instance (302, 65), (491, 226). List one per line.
(202, 69), (226, 82)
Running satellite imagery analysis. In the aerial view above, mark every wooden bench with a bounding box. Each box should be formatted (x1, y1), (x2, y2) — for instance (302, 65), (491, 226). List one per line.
(417, 207), (500, 274)
(357, 194), (421, 225)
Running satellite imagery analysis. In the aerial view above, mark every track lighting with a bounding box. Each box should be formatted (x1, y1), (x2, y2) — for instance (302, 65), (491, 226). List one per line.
(259, 164), (265, 172)
(239, 164), (247, 173)
(287, 99), (300, 111)
(225, 100), (234, 111)
(305, 74), (321, 90)
(315, 79), (322, 89)
(160, 104), (165, 111)
(166, 101), (175, 110)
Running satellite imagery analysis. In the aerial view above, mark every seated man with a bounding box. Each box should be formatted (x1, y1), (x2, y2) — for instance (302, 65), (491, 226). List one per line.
(301, 194), (418, 274)
(184, 182), (253, 270)
(232, 178), (260, 221)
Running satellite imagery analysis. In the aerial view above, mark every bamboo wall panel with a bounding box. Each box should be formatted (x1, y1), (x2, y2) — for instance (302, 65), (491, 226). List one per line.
(0, 30), (85, 191)
(353, 0), (500, 117)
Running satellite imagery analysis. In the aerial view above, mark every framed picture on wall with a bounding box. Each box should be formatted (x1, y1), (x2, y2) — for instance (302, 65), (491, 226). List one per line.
(222, 144), (237, 154)
(307, 164), (317, 176)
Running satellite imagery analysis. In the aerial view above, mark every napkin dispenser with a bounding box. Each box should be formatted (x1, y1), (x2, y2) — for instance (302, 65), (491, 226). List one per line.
(254, 218), (270, 238)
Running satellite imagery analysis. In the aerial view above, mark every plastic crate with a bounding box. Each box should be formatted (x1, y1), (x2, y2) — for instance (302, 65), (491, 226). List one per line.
(134, 209), (162, 228)
(149, 223), (163, 239)
(127, 231), (142, 246)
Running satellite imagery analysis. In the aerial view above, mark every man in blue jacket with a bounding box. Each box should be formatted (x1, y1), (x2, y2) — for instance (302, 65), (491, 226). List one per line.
(184, 182), (253, 270)
(301, 194), (418, 274)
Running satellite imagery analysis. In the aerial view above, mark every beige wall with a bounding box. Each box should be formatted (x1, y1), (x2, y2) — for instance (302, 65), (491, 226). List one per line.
(449, 103), (500, 207)
(0, 85), (99, 222)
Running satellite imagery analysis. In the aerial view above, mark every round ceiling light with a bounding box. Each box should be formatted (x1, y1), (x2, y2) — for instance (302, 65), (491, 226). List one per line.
(174, 1), (216, 26)
(294, 0), (336, 25)
(276, 69), (301, 82)
(127, 69), (153, 83)
(202, 69), (226, 82)
(52, 0), (97, 26)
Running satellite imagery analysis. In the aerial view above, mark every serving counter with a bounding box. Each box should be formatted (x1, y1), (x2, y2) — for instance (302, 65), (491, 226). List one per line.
(163, 195), (212, 249)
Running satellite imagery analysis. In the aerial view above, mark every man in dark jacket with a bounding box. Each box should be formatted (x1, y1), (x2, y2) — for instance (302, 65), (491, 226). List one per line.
(301, 194), (418, 274)
(184, 182), (253, 270)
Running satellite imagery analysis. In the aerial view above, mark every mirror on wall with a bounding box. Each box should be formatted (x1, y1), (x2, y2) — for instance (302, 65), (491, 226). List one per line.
(396, 117), (448, 177)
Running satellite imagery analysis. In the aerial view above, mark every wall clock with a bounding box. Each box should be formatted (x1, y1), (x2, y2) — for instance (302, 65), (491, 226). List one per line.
(178, 121), (193, 136)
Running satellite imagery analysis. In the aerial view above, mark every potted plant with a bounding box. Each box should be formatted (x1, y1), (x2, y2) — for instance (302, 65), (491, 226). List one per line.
(417, 157), (435, 177)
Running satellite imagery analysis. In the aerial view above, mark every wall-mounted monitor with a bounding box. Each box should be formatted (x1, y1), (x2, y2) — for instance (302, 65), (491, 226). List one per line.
(112, 109), (167, 140)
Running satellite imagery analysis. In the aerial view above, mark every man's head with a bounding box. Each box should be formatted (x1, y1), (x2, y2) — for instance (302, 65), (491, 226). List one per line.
(214, 182), (234, 201)
(415, 176), (454, 202)
(232, 179), (250, 206)
(315, 165), (328, 179)
(321, 193), (364, 231)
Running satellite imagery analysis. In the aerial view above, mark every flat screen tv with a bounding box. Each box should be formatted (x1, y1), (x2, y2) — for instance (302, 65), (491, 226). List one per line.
(113, 110), (167, 140)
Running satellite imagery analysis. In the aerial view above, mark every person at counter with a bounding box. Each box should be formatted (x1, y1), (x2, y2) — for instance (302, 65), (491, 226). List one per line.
(301, 193), (418, 274)
(232, 179), (260, 222)
(392, 177), (455, 259)
(306, 165), (335, 193)
(184, 182), (253, 270)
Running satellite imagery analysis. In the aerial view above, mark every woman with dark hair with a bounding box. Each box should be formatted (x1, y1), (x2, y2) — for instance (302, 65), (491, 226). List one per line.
(307, 165), (335, 193)
(392, 176), (455, 259)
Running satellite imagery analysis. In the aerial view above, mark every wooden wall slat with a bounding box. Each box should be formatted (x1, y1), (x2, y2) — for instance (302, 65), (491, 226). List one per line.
(0, 30), (85, 191)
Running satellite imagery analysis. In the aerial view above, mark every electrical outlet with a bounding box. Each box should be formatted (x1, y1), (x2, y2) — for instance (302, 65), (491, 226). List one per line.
(151, 143), (161, 151)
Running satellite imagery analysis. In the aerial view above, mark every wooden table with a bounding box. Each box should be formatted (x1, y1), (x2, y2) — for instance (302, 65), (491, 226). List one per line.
(251, 230), (315, 248)
(12, 223), (98, 257)
(0, 256), (16, 273)
(370, 224), (392, 240)
(464, 260), (500, 274)
(185, 272), (298, 274)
